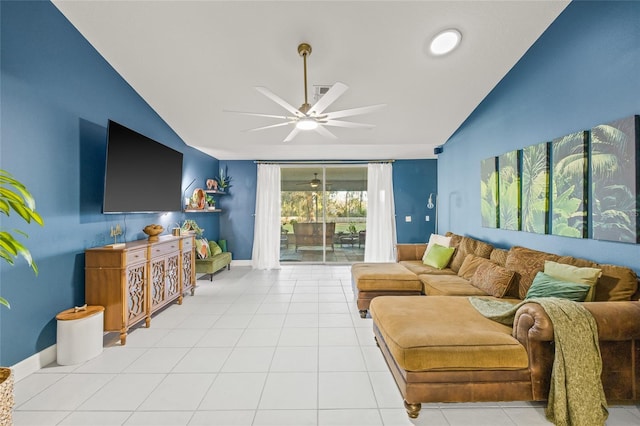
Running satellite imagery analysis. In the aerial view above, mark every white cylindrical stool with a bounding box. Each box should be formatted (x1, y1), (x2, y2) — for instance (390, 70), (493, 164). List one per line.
(56, 305), (104, 365)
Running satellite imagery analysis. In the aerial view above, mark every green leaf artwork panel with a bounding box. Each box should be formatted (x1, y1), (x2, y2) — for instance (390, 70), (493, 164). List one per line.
(498, 150), (521, 231)
(551, 131), (587, 238)
(480, 157), (499, 228)
(522, 142), (550, 234)
(591, 115), (640, 243)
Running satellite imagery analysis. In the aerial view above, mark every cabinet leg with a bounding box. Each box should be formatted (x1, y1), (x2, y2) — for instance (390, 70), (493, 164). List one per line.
(178, 294), (183, 305)
(119, 332), (127, 346)
(190, 287), (195, 296)
(145, 316), (151, 328)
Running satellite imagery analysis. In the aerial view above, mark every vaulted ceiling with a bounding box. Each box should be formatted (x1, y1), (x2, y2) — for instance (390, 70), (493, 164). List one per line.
(52, 1), (569, 160)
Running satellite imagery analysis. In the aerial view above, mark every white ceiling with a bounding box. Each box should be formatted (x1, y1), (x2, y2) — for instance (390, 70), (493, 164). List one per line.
(52, 0), (569, 161)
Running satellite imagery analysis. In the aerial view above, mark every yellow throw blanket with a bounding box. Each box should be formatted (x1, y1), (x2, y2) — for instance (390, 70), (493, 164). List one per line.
(469, 297), (608, 426)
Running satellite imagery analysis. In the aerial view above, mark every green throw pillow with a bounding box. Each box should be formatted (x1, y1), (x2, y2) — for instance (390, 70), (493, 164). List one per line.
(543, 261), (601, 302)
(525, 272), (590, 302)
(209, 240), (223, 255)
(423, 244), (455, 269)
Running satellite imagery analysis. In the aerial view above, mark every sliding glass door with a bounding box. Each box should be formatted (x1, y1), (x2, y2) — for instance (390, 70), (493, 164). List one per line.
(281, 165), (367, 263)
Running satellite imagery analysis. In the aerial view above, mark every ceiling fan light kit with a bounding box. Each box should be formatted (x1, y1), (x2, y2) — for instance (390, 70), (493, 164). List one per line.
(227, 43), (386, 142)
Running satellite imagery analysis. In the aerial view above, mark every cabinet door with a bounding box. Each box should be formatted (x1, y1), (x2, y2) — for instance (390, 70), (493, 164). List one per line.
(126, 263), (147, 326)
(182, 249), (195, 295)
(149, 256), (168, 311)
(165, 252), (181, 300)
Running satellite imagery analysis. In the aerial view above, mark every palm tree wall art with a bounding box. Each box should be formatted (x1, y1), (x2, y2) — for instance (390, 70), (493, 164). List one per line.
(478, 114), (639, 243)
(551, 131), (588, 238)
(591, 115), (640, 243)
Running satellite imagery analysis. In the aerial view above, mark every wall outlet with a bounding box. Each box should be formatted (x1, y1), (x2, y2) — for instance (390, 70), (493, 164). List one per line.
(425, 216), (430, 221)
(405, 216), (412, 222)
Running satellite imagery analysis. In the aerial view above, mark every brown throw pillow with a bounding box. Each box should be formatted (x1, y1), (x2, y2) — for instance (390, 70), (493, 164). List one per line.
(470, 261), (516, 298)
(448, 236), (494, 273)
(457, 254), (487, 280)
(505, 246), (560, 299)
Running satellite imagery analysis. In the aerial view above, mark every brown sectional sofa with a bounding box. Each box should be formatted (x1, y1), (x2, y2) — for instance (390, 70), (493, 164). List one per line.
(351, 233), (640, 419)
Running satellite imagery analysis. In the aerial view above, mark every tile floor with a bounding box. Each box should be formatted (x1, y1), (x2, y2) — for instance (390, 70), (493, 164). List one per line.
(13, 265), (640, 425)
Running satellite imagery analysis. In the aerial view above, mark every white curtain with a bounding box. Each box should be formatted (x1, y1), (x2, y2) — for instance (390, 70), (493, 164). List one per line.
(364, 163), (397, 262)
(251, 164), (281, 269)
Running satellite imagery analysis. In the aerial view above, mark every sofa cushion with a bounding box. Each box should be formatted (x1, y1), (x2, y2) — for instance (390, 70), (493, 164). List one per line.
(370, 296), (528, 371)
(524, 272), (591, 302)
(420, 274), (488, 296)
(470, 260), (516, 298)
(505, 246), (560, 299)
(490, 248), (509, 267)
(557, 255), (598, 268)
(448, 236), (494, 273)
(544, 260), (600, 302)
(398, 260), (457, 276)
(422, 244), (455, 269)
(595, 264), (638, 301)
(351, 263), (423, 292)
(422, 234), (452, 263)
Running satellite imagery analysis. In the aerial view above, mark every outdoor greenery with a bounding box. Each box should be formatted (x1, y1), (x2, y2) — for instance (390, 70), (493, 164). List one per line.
(281, 190), (366, 234)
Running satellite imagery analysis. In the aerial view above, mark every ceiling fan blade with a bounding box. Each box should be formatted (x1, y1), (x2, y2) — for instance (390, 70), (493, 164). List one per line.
(224, 109), (294, 120)
(324, 104), (387, 120)
(246, 122), (292, 132)
(255, 86), (303, 117)
(322, 120), (375, 129)
(283, 127), (300, 143)
(314, 125), (337, 139)
(308, 82), (348, 116)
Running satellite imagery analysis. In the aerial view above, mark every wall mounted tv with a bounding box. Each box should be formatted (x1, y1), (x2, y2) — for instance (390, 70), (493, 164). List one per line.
(103, 120), (183, 213)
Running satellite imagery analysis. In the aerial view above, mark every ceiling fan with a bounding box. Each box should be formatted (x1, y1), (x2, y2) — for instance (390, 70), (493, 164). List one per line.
(226, 43), (386, 142)
(296, 173), (323, 188)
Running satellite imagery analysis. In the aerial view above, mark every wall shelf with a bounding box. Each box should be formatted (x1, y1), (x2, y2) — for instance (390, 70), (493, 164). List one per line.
(184, 208), (222, 213)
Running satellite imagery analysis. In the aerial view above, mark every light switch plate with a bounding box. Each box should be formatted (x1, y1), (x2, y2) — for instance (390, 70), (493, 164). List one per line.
(405, 216), (412, 222)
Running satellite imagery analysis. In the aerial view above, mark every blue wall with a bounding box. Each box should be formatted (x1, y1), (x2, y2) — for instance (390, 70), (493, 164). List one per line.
(0, 1), (219, 365)
(393, 159), (438, 243)
(218, 160), (437, 259)
(438, 1), (640, 272)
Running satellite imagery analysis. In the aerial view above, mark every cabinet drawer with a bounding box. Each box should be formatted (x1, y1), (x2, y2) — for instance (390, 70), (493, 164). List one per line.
(182, 238), (193, 250)
(126, 248), (147, 264)
(151, 241), (180, 257)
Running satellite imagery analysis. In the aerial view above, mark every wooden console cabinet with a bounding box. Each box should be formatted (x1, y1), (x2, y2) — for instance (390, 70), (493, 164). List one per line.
(85, 235), (195, 345)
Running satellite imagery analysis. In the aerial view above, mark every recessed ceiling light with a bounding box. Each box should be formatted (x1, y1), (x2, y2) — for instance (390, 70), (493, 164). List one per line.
(430, 29), (462, 56)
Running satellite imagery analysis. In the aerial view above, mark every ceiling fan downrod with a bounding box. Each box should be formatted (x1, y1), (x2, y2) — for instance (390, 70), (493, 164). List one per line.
(298, 43), (312, 114)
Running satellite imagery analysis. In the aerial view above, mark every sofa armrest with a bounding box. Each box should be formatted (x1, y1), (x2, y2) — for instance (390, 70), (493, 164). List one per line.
(514, 301), (640, 343)
(396, 244), (427, 262)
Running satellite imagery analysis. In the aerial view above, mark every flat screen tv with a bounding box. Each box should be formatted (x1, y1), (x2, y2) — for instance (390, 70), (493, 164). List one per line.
(103, 120), (183, 213)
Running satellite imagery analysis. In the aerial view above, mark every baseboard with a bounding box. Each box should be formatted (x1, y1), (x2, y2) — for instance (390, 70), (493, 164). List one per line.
(231, 260), (251, 267)
(11, 344), (57, 382)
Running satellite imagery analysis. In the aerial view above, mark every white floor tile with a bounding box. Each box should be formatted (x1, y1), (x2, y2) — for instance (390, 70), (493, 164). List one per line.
(78, 373), (165, 410)
(278, 327), (319, 346)
(172, 347), (232, 372)
(138, 373), (216, 410)
(319, 327), (359, 346)
(221, 347), (275, 372)
(247, 313), (286, 329)
(236, 328), (282, 347)
(124, 411), (193, 425)
(14, 373), (66, 407)
(58, 410), (133, 425)
(198, 373), (267, 410)
(318, 409), (383, 426)
(195, 328), (243, 347)
(319, 346), (366, 371)
(259, 372), (318, 409)
(270, 346), (318, 372)
(253, 409), (317, 425)
(442, 407), (515, 425)
(188, 410), (255, 426)
(19, 373), (114, 411)
(318, 372), (377, 409)
(154, 328), (208, 347)
(12, 411), (71, 426)
(124, 348), (189, 373)
(73, 347), (147, 373)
